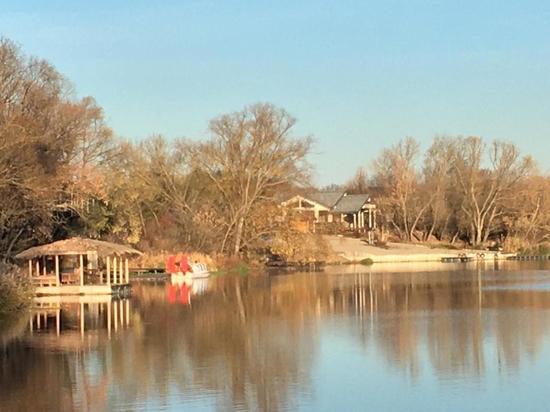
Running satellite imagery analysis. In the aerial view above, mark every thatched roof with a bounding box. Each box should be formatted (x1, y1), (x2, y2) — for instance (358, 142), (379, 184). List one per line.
(15, 237), (142, 260)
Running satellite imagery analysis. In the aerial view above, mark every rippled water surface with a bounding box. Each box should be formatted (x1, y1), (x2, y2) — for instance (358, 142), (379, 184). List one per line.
(2, 261), (550, 411)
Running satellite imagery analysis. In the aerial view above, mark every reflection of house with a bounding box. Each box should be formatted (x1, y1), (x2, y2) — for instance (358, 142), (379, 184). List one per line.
(281, 192), (377, 240)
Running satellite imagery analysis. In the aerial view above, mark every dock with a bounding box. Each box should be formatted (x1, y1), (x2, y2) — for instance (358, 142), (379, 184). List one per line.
(506, 255), (550, 261)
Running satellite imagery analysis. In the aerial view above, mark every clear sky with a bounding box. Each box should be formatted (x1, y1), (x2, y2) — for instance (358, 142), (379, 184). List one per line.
(1, 0), (549, 185)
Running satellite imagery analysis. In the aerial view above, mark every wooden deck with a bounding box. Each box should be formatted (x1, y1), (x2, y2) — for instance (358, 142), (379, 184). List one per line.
(35, 283), (131, 296)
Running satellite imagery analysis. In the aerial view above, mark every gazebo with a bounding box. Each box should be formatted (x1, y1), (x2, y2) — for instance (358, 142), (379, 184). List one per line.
(15, 237), (142, 295)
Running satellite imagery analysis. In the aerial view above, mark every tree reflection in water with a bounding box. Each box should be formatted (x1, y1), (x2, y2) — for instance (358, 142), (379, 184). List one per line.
(1, 262), (550, 411)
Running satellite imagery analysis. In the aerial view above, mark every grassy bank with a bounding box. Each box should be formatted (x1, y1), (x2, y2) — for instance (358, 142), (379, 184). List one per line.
(0, 265), (33, 320)
(131, 251), (256, 276)
(518, 243), (550, 256)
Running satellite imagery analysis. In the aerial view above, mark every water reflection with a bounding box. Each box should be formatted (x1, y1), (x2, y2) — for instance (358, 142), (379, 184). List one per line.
(29, 297), (131, 345)
(1, 262), (550, 411)
(0, 296), (132, 411)
(167, 278), (209, 305)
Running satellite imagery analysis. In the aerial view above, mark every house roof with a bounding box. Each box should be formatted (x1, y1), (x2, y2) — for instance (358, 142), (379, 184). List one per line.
(15, 237), (142, 260)
(332, 194), (371, 213)
(305, 192), (345, 208)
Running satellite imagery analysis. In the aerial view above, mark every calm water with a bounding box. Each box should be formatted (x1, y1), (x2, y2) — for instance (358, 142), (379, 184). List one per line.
(2, 261), (550, 411)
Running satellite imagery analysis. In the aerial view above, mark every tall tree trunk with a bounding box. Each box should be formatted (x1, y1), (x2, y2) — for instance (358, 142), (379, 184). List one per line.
(233, 216), (245, 256)
(3, 228), (24, 262)
(451, 230), (459, 244)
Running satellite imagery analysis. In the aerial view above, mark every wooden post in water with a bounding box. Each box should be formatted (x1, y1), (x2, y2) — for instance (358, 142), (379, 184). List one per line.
(125, 258), (129, 284)
(80, 302), (85, 338)
(119, 301), (124, 325)
(56, 309), (61, 336)
(125, 300), (130, 327)
(114, 301), (118, 332)
(107, 301), (112, 339)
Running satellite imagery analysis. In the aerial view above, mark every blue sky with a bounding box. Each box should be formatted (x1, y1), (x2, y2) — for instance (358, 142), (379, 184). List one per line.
(1, 0), (549, 184)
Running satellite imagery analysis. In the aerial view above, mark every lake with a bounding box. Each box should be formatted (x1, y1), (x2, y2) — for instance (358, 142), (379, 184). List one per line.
(2, 260), (550, 411)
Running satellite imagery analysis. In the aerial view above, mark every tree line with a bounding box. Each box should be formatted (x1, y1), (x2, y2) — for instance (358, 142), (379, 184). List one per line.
(1, 38), (548, 261)
(341, 136), (549, 250)
(0, 38), (312, 261)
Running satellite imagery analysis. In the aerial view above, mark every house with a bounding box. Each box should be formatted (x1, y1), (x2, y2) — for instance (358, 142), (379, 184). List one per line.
(281, 192), (377, 241)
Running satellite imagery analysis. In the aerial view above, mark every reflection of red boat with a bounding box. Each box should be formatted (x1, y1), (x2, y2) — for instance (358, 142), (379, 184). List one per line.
(167, 277), (209, 305)
(167, 283), (191, 305)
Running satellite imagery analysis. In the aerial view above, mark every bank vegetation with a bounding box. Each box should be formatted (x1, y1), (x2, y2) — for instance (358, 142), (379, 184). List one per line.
(1, 37), (549, 277)
(337, 136), (549, 252)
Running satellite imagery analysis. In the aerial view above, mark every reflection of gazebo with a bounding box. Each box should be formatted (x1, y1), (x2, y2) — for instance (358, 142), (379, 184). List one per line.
(15, 237), (142, 295)
(29, 296), (131, 348)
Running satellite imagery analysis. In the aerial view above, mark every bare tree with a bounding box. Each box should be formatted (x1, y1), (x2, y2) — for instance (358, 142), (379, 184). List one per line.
(422, 137), (454, 240)
(186, 103), (312, 255)
(451, 137), (534, 246)
(345, 167), (369, 194)
(373, 137), (434, 241)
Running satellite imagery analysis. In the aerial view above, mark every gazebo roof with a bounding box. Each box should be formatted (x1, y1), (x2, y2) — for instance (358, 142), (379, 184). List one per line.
(15, 237), (142, 260)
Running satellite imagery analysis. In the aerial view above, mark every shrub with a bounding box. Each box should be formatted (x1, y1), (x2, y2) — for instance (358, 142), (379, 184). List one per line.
(0, 264), (33, 318)
(269, 231), (332, 264)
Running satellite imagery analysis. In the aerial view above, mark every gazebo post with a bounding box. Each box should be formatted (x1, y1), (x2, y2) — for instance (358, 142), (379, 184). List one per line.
(106, 256), (111, 286)
(119, 258), (124, 285)
(35, 260), (40, 277)
(125, 258), (129, 284)
(113, 257), (118, 285)
(79, 254), (84, 286)
(55, 255), (60, 287)
(28, 260), (32, 278)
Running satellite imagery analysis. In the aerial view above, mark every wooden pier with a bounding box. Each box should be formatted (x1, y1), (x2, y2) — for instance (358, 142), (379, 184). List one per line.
(441, 256), (474, 263)
(506, 255), (550, 261)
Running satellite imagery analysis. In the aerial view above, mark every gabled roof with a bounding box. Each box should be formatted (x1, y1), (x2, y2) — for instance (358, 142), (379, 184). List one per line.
(305, 192), (345, 208)
(332, 194), (371, 213)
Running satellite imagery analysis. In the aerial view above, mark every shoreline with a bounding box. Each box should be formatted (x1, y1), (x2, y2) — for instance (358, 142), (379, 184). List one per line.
(324, 235), (516, 264)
